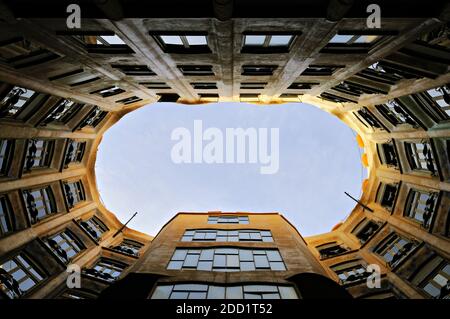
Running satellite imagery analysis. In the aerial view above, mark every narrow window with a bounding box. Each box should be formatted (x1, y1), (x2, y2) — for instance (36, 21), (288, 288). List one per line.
(404, 189), (438, 229)
(0, 139), (14, 176)
(45, 229), (84, 263)
(41, 99), (82, 125)
(79, 216), (108, 241)
(63, 180), (85, 209)
(404, 140), (437, 175)
(0, 195), (14, 236)
(64, 140), (86, 167)
(23, 139), (54, 171)
(0, 86), (36, 118)
(375, 233), (417, 268)
(84, 259), (127, 282)
(22, 186), (56, 224)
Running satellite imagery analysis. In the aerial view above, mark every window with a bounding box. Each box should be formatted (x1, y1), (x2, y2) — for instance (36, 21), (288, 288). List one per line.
(241, 33), (296, 53)
(79, 216), (108, 241)
(78, 107), (108, 129)
(64, 140), (86, 167)
(45, 229), (84, 263)
(316, 242), (350, 259)
(376, 183), (399, 211)
(22, 186), (56, 224)
(357, 62), (403, 85)
(191, 82), (217, 90)
(287, 82), (319, 90)
(0, 195), (14, 236)
(0, 37), (59, 69)
(178, 65), (214, 76)
(42, 100), (81, 126)
(352, 219), (381, 244)
(48, 69), (101, 87)
(181, 229), (273, 242)
(0, 253), (45, 299)
(111, 239), (143, 256)
(375, 232), (417, 268)
(84, 259), (126, 282)
(404, 189), (438, 229)
(301, 65), (341, 76)
(240, 82), (267, 89)
(0, 86), (36, 118)
(58, 288), (98, 299)
(377, 142), (398, 168)
(151, 33), (210, 53)
(422, 85), (450, 119)
(208, 215), (249, 224)
(65, 32), (133, 54)
(23, 139), (54, 172)
(331, 260), (369, 285)
(115, 96), (143, 105)
(241, 65), (277, 76)
(90, 86), (125, 98)
(140, 82), (171, 89)
(167, 248), (286, 272)
(320, 92), (355, 103)
(333, 81), (385, 96)
(151, 283), (298, 299)
(376, 100), (417, 126)
(63, 180), (85, 209)
(323, 31), (390, 53)
(354, 108), (383, 129)
(0, 139), (14, 176)
(404, 140), (437, 175)
(111, 65), (156, 76)
(411, 255), (449, 299)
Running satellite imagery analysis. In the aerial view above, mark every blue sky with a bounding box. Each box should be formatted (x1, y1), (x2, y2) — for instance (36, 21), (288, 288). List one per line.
(96, 102), (366, 237)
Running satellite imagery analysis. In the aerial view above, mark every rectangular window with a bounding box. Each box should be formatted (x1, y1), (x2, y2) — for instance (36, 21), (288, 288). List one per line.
(241, 33), (296, 53)
(287, 82), (319, 90)
(354, 108), (383, 129)
(78, 107), (108, 129)
(301, 65), (341, 76)
(0, 86), (36, 118)
(0, 139), (14, 176)
(151, 283), (298, 299)
(0, 253), (45, 299)
(90, 86), (125, 98)
(84, 259), (126, 282)
(191, 82), (217, 90)
(64, 140), (86, 167)
(63, 180), (85, 209)
(352, 219), (381, 244)
(208, 215), (249, 224)
(240, 82), (267, 89)
(404, 141), (437, 175)
(181, 229), (273, 242)
(167, 248), (286, 272)
(41, 99), (82, 125)
(45, 229), (83, 263)
(423, 85), (450, 119)
(79, 216), (108, 241)
(316, 242), (350, 259)
(375, 233), (417, 268)
(140, 82), (171, 89)
(377, 142), (398, 168)
(22, 186), (56, 224)
(151, 33), (210, 54)
(413, 256), (450, 299)
(376, 183), (399, 211)
(178, 65), (214, 76)
(333, 81), (385, 96)
(64, 32), (133, 54)
(376, 100), (417, 127)
(241, 65), (277, 76)
(331, 260), (369, 284)
(322, 31), (392, 53)
(0, 195), (14, 236)
(357, 62), (403, 85)
(115, 96), (143, 105)
(111, 65), (156, 76)
(111, 239), (143, 257)
(23, 139), (54, 171)
(404, 189), (438, 229)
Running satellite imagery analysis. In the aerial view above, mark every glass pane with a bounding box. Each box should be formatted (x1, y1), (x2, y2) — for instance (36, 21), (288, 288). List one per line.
(269, 35), (292, 46)
(160, 35), (183, 45)
(172, 249), (187, 261)
(213, 254), (226, 267)
(186, 35), (207, 46)
(183, 254), (199, 267)
(239, 250), (253, 261)
(151, 285), (173, 299)
(167, 261), (183, 270)
(270, 262), (286, 271)
(199, 249), (214, 261)
(254, 255), (270, 268)
(208, 286), (225, 299)
(240, 261), (255, 271)
(226, 286), (243, 299)
(175, 284), (208, 291)
(355, 35), (379, 43)
(244, 285), (278, 292)
(227, 255), (240, 268)
(197, 261), (213, 271)
(188, 292), (207, 299)
(329, 34), (353, 43)
(170, 292), (188, 299)
(244, 35), (266, 46)
(279, 286), (298, 299)
(100, 35), (125, 45)
(266, 250), (282, 262)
